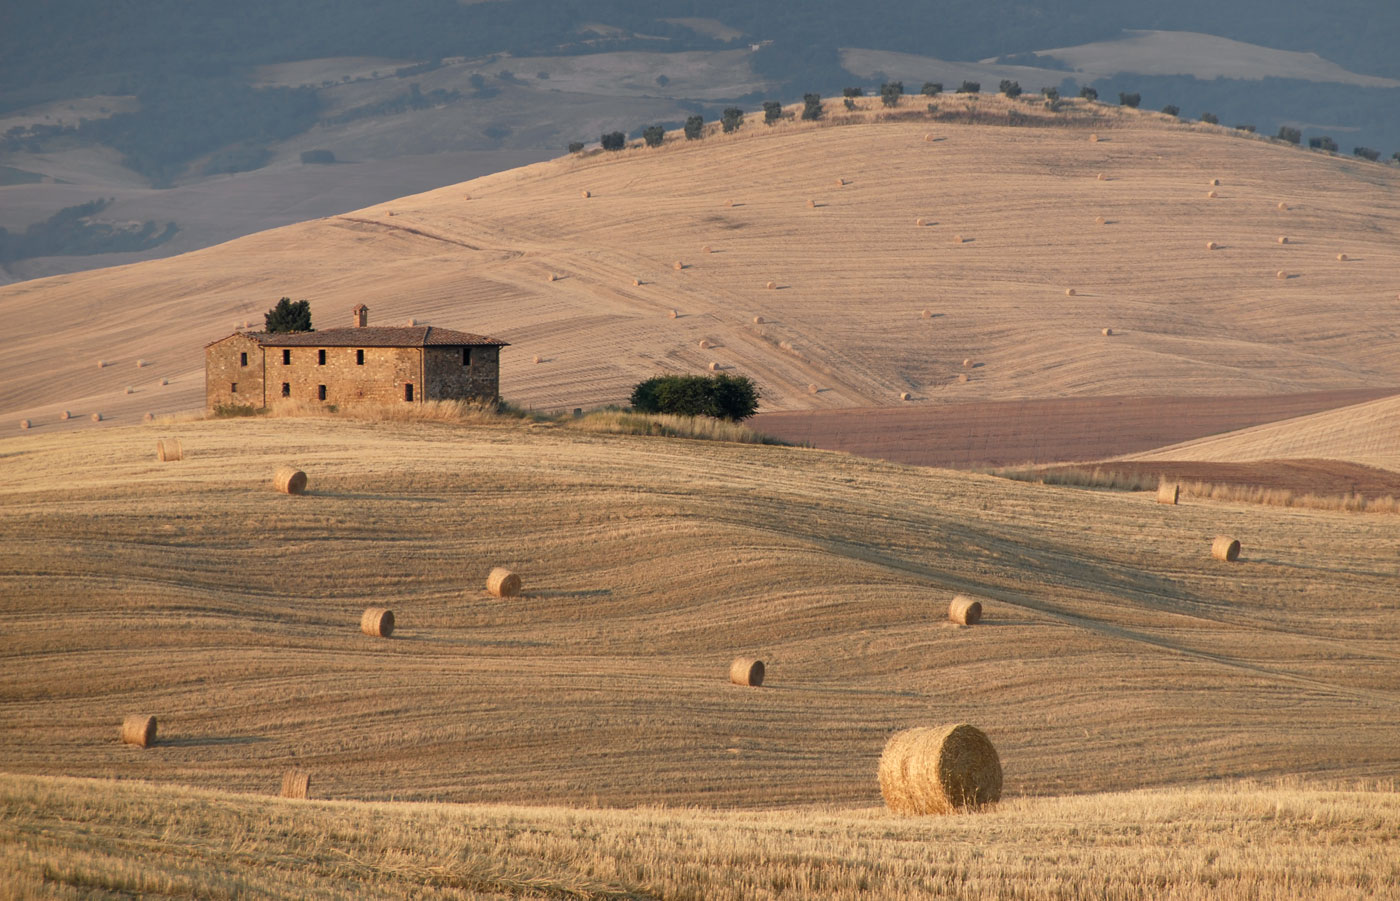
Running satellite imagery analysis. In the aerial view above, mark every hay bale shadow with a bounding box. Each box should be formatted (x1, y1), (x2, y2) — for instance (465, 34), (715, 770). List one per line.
(159, 735), (271, 748)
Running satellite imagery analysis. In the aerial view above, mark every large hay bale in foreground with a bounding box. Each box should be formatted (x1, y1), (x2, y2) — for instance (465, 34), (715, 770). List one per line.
(274, 467), (307, 495)
(156, 438), (183, 462)
(280, 770), (311, 799)
(729, 657), (764, 686)
(360, 607), (394, 638)
(487, 567), (521, 597)
(948, 595), (982, 625)
(121, 715), (157, 748)
(1157, 482), (1180, 505)
(879, 724), (1002, 815)
(1212, 536), (1241, 562)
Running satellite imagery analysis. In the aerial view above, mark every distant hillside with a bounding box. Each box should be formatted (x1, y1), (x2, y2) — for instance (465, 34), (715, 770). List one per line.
(3, 95), (1399, 428)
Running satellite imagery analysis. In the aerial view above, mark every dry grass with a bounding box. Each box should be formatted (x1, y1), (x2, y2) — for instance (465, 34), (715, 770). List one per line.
(3, 773), (1396, 900)
(8, 97), (1399, 425)
(563, 409), (788, 444)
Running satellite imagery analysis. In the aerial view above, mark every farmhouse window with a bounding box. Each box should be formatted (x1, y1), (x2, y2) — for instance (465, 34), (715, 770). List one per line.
(356, 349), (364, 365)
(318, 385), (327, 401)
(461, 347), (472, 366)
(230, 382), (237, 393)
(405, 383), (414, 402)
(281, 382), (290, 397)
(240, 352), (248, 366)
(282, 349), (291, 365)
(317, 349), (326, 365)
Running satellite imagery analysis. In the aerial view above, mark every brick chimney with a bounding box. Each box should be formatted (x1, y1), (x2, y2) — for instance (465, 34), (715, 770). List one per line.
(352, 304), (368, 327)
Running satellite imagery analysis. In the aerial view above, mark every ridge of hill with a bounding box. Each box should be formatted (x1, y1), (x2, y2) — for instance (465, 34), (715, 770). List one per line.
(3, 417), (1397, 811)
(3, 94), (1400, 431)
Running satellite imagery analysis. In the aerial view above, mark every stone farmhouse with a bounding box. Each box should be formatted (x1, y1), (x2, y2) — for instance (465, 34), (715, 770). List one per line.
(205, 305), (508, 410)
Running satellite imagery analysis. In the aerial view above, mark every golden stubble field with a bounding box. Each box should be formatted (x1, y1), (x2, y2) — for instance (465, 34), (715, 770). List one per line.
(4, 94), (1400, 430)
(3, 415), (1399, 897)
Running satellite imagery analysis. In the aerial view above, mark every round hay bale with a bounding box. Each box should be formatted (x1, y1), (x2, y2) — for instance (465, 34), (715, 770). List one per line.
(878, 724), (1002, 815)
(836, 178), (846, 186)
(949, 595), (982, 625)
(925, 133), (935, 142)
(97, 360), (106, 369)
(698, 338), (712, 349)
(159, 378), (169, 386)
(59, 410), (70, 421)
(1212, 536), (1241, 562)
(547, 273), (557, 282)
(581, 190), (591, 198)
(1089, 133), (1099, 143)
(274, 467), (307, 495)
(136, 359), (146, 368)
(953, 234), (964, 244)
(668, 308), (678, 319)
(633, 278), (642, 287)
(921, 309), (932, 319)
(708, 361), (720, 372)
(766, 281), (777, 290)
(729, 657), (764, 686)
(916, 217), (927, 227)
(1157, 482), (1180, 505)
(1095, 216), (1106, 226)
(726, 199), (735, 208)
(807, 199), (816, 209)
(808, 383), (819, 394)
(1209, 178), (1221, 186)
(1097, 173), (1107, 181)
(1277, 236), (1288, 244)
(1102, 327), (1113, 336)
(533, 355), (543, 364)
(19, 419), (31, 430)
(673, 261), (684, 270)
(779, 340), (794, 351)
(124, 386), (134, 395)
(91, 412), (102, 422)
(1065, 288), (1077, 297)
(962, 358), (973, 369)
(156, 439), (184, 462)
(360, 607), (394, 638)
(957, 373), (969, 383)
(121, 714), (157, 748)
(1206, 241), (1219, 250)
(753, 315), (765, 324)
(1206, 190), (1218, 199)
(1276, 270), (1287, 279)
(900, 391), (912, 401)
(406, 318), (417, 326)
(280, 770), (311, 799)
(143, 412), (154, 422)
(1337, 253), (1349, 262)
(487, 567), (522, 597)
(702, 245), (713, 254)
(1277, 201), (1288, 211)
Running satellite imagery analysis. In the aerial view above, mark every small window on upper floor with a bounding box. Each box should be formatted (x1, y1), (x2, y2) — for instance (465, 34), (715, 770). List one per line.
(317, 349), (326, 365)
(356, 349), (365, 365)
(461, 347), (472, 366)
(240, 352), (248, 367)
(282, 349), (291, 365)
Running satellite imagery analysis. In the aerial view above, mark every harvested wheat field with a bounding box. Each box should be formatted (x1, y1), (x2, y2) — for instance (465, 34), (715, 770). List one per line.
(4, 95), (1400, 433)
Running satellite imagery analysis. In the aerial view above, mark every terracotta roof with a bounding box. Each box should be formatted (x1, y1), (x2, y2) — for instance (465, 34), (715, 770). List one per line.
(230, 326), (508, 348)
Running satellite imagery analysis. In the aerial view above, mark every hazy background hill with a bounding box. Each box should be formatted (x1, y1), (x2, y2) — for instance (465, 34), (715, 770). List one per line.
(3, 0), (1399, 283)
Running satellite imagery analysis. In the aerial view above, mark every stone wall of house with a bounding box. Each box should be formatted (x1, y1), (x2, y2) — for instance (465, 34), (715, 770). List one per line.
(425, 345), (500, 402)
(205, 334), (267, 409)
(269, 345), (422, 406)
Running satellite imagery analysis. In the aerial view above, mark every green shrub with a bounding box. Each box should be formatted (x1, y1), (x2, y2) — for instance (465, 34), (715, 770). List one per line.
(264, 297), (312, 333)
(642, 125), (664, 147)
(801, 93), (823, 120)
(1353, 146), (1380, 161)
(600, 131), (626, 151)
(843, 87), (863, 98)
(1118, 92), (1140, 108)
(1161, 104), (1179, 116)
(1309, 135), (1338, 152)
(1199, 112), (1218, 124)
(1277, 126), (1301, 144)
(721, 108), (744, 133)
(880, 81), (904, 107)
(684, 115), (703, 140)
(630, 373), (760, 421)
(567, 141), (585, 153)
(844, 98), (856, 111)
(1079, 86), (1098, 101)
(763, 101), (783, 124)
(957, 81), (980, 94)
(921, 82), (942, 96)
(1236, 123), (1256, 133)
(999, 79), (1021, 98)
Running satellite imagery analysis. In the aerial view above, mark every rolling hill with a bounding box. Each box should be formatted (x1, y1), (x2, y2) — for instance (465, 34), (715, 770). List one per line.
(3, 94), (1399, 437)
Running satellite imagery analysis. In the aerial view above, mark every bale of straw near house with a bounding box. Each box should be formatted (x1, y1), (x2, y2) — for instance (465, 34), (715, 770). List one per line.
(1211, 536), (1241, 562)
(124, 386), (134, 395)
(60, 410), (71, 420)
(673, 261), (684, 270)
(97, 360), (106, 368)
(1089, 133), (1099, 143)
(156, 439), (183, 462)
(160, 378), (169, 386)
(962, 358), (973, 369)
(274, 467), (307, 495)
(280, 770), (311, 800)
(19, 418), (31, 429)
(668, 309), (678, 319)
(1209, 178), (1221, 186)
(1206, 241), (1219, 250)
(702, 245), (713, 253)
(1065, 288), (1076, 296)
(949, 595), (982, 625)
(1102, 327), (1113, 336)
(729, 657), (765, 686)
(1095, 216), (1106, 226)
(958, 373), (969, 383)
(1277, 201), (1288, 211)
(808, 383), (819, 394)
(766, 281), (777, 290)
(547, 273), (557, 282)
(921, 309), (932, 319)
(91, 413), (102, 422)
(360, 607), (394, 638)
(900, 392), (912, 401)
(836, 178), (846, 186)
(708, 361), (720, 371)
(121, 714), (157, 748)
(487, 567), (521, 598)
(1276, 270), (1287, 279)
(1098, 173), (1107, 181)
(925, 133), (936, 142)
(698, 338), (712, 349)
(807, 199), (816, 208)
(1337, 253), (1349, 262)
(953, 235), (964, 244)
(878, 724), (1002, 815)
(143, 413), (154, 422)
(136, 359), (146, 368)
(1157, 482), (1180, 505)
(533, 355), (542, 364)
(1207, 191), (1218, 198)
(633, 278), (643, 287)
(916, 217), (927, 227)
(581, 190), (591, 198)
(1277, 236), (1288, 244)
(753, 315), (765, 324)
